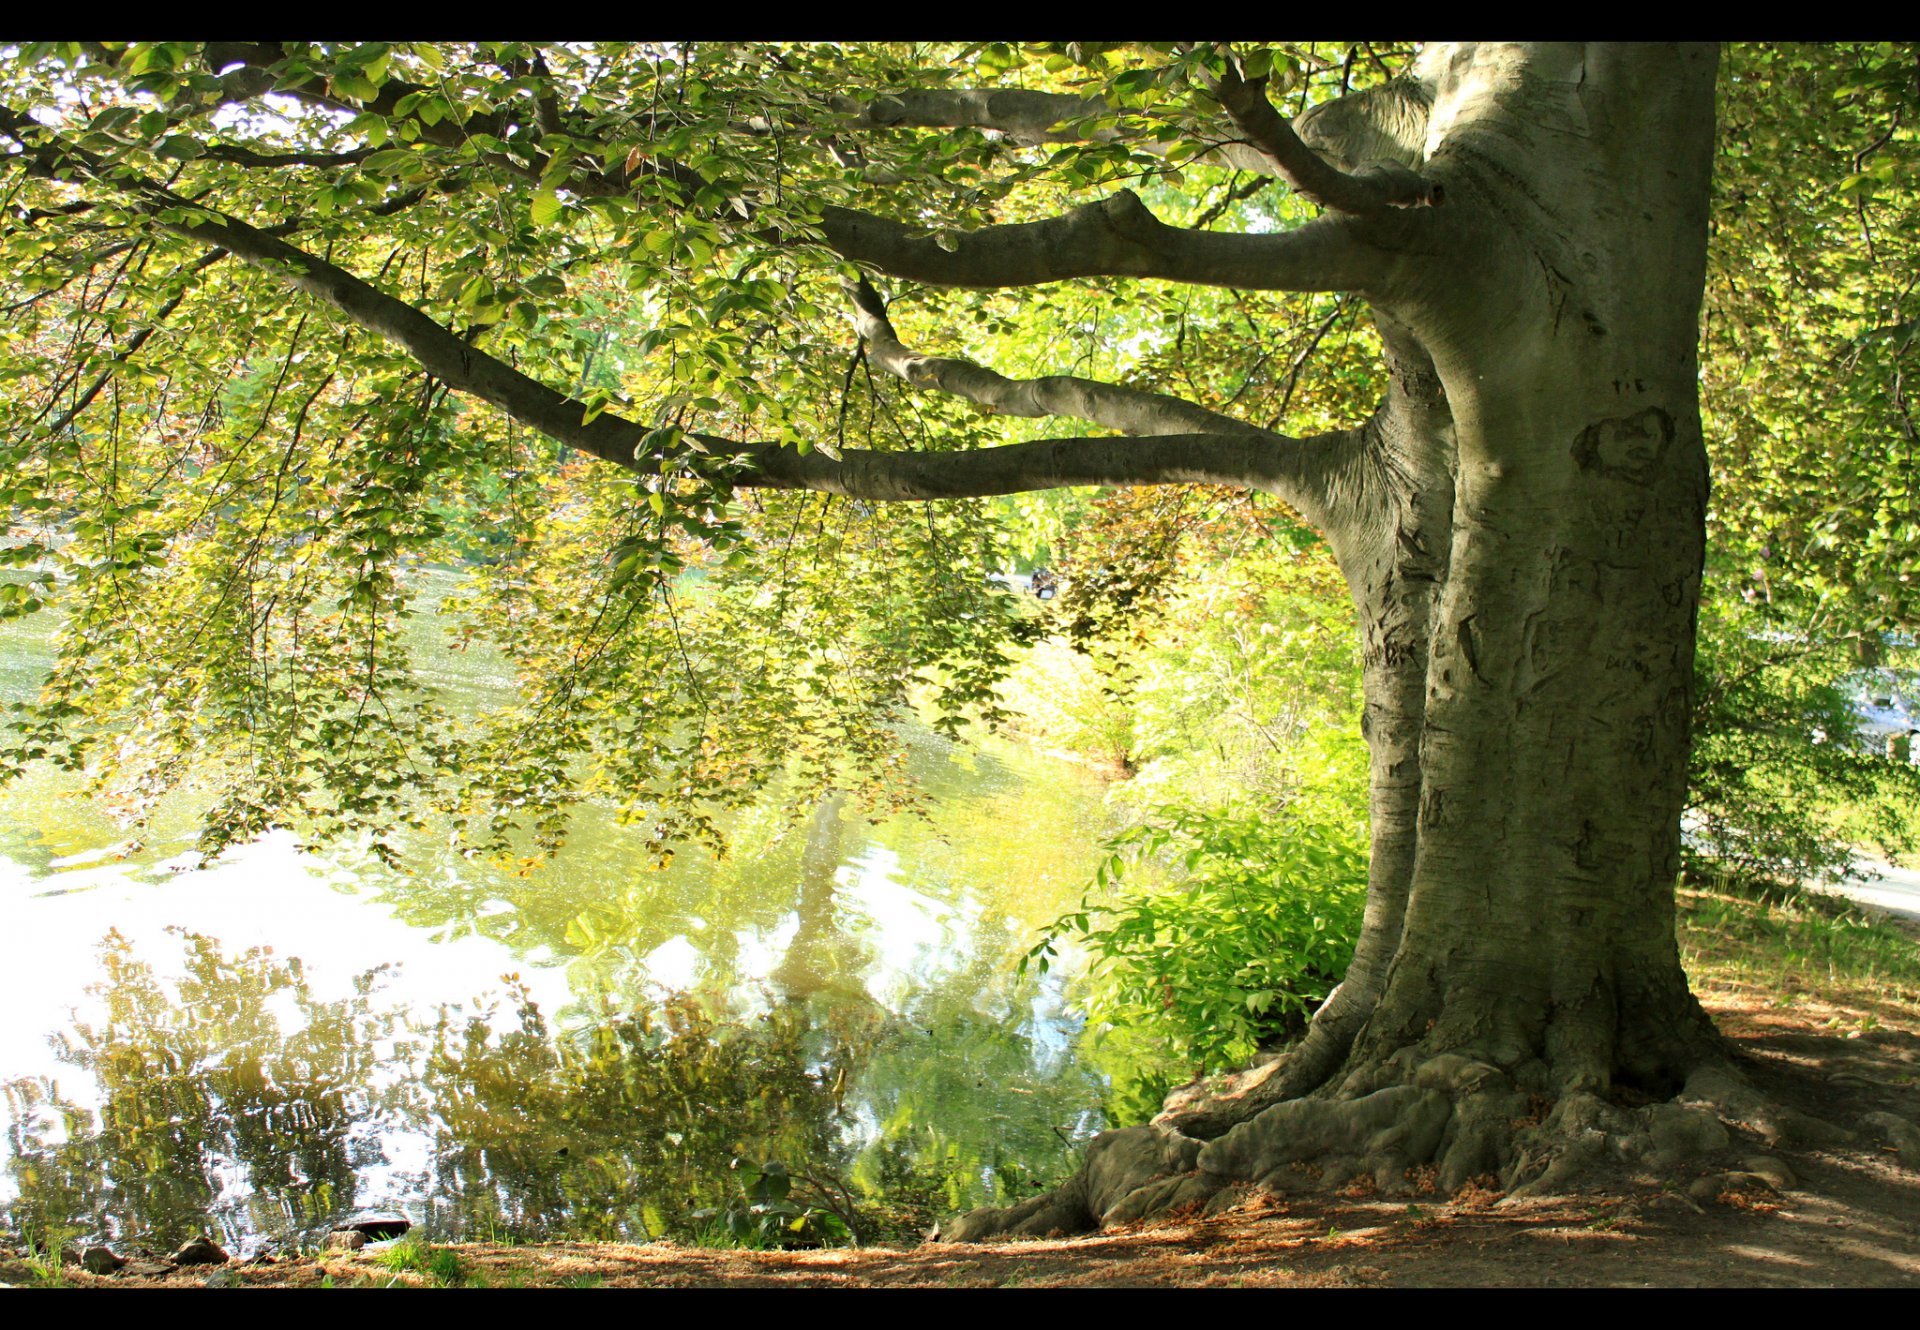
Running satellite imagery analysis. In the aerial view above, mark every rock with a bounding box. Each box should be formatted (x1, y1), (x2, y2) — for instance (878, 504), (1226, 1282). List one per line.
(170, 1235), (228, 1266)
(1202, 1184), (1247, 1218)
(1644, 1103), (1731, 1167)
(324, 1229), (368, 1252)
(1741, 1155), (1797, 1190)
(203, 1267), (241, 1288)
(334, 1210), (412, 1240)
(120, 1259), (175, 1277)
(1861, 1111), (1920, 1166)
(81, 1246), (125, 1275)
(1687, 1170), (1776, 1204)
(1685, 1174), (1726, 1203)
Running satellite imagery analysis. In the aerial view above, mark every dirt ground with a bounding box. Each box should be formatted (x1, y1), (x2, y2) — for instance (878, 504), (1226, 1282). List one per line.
(11, 980), (1917, 1290)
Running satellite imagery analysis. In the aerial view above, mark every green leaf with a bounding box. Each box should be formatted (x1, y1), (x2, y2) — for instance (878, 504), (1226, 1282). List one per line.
(332, 72), (381, 103)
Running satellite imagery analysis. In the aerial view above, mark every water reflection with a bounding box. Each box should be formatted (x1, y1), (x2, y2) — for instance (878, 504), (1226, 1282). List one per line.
(5, 930), (393, 1251)
(1, 587), (1122, 1249)
(2, 760), (1119, 1250)
(4, 922), (1100, 1249)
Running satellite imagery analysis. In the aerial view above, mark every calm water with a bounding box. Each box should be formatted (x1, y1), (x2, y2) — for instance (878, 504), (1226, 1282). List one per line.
(0, 575), (1123, 1252)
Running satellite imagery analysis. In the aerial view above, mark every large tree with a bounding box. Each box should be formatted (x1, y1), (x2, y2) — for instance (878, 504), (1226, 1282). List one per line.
(0, 41), (1895, 1237)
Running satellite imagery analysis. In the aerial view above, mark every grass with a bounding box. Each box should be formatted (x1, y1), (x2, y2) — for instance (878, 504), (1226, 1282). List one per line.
(1678, 868), (1920, 1025)
(373, 1236), (469, 1287)
(20, 1233), (69, 1288)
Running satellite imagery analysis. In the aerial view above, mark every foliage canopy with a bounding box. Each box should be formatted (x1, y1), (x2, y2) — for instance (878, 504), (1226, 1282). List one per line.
(0, 39), (1916, 887)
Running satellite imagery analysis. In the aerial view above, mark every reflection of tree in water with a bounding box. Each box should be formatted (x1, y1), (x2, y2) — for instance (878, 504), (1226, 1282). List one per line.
(844, 952), (1106, 1216)
(4, 797), (1110, 1248)
(768, 794), (873, 1004)
(3, 928), (393, 1250)
(414, 984), (859, 1242)
(415, 797), (1100, 1240)
(419, 799), (871, 1240)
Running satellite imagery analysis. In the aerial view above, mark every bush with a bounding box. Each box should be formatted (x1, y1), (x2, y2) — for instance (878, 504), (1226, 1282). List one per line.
(1688, 591), (1920, 884)
(1024, 795), (1368, 1099)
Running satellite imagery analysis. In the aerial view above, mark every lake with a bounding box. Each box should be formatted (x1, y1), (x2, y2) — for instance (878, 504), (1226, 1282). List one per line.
(0, 573), (1131, 1253)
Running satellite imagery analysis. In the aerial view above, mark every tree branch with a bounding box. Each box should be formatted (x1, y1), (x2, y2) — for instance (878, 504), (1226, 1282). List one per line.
(45, 247), (229, 436)
(823, 88), (1281, 177)
(197, 144), (377, 169)
(735, 430), (1350, 507)
(3, 104), (1357, 526)
(196, 42), (692, 202)
(843, 276), (1262, 438)
(1212, 65), (1441, 213)
(151, 47), (1392, 287)
(821, 190), (1386, 293)
(828, 89), (1107, 144)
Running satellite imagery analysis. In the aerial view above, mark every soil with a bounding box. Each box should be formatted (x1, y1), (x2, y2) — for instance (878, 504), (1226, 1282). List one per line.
(9, 983), (1918, 1289)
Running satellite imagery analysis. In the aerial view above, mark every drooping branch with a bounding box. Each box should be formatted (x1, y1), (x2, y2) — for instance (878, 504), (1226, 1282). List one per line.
(843, 276), (1261, 438)
(44, 247), (230, 436)
(1212, 65), (1441, 213)
(0, 109), (620, 460)
(822, 190), (1387, 293)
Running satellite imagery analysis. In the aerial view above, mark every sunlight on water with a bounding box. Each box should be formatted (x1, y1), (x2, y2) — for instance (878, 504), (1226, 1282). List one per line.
(0, 579), (1125, 1251)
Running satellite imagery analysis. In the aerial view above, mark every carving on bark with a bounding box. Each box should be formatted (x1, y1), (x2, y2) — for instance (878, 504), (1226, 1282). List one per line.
(1572, 407), (1675, 484)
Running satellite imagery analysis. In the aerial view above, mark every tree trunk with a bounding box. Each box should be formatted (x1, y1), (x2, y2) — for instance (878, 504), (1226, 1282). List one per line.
(1332, 39), (1725, 1105)
(946, 42), (1828, 1240)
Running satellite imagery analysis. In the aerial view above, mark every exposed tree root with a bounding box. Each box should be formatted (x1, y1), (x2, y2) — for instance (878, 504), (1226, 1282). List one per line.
(939, 1048), (1916, 1243)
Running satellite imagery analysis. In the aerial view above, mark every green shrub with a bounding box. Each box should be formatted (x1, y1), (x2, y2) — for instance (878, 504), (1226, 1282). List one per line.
(1025, 796), (1368, 1092)
(1689, 591), (1920, 883)
(687, 1158), (858, 1250)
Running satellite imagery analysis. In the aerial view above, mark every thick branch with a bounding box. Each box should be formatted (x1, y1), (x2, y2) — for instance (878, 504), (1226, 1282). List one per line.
(197, 144), (377, 169)
(825, 89), (1284, 178)
(737, 430), (1347, 505)
(168, 216), (644, 469)
(1213, 66), (1441, 213)
(844, 277), (1260, 438)
(171, 48), (1389, 288)
(822, 190), (1385, 293)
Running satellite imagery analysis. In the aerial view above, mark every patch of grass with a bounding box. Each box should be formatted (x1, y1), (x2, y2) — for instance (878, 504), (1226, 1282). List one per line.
(374, 1236), (469, 1287)
(1678, 872), (1920, 1016)
(14, 1227), (86, 1288)
(20, 1234), (68, 1288)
